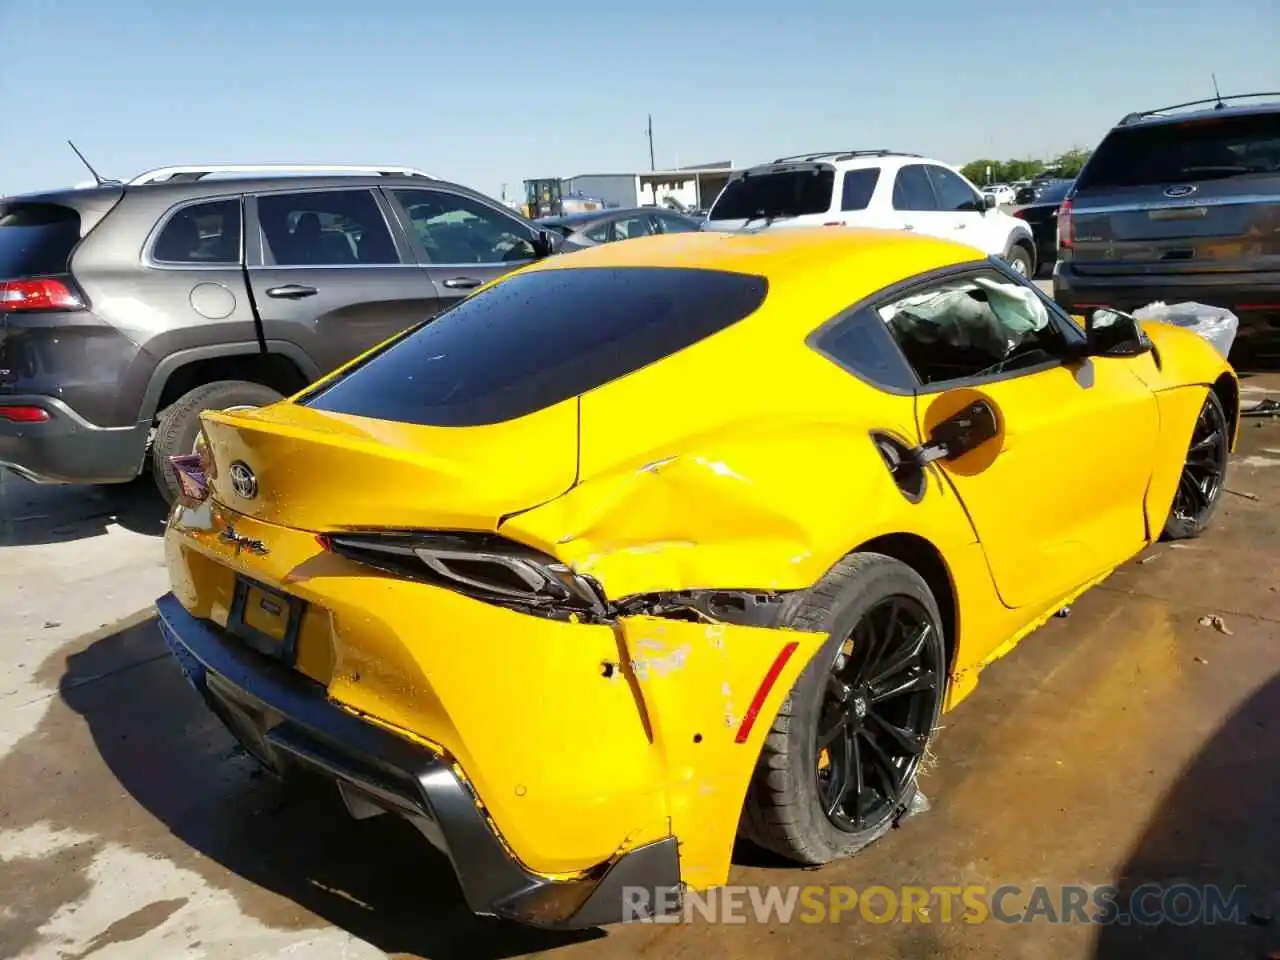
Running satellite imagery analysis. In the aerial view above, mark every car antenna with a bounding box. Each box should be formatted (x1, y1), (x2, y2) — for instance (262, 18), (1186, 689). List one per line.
(1211, 73), (1226, 110)
(66, 139), (118, 186)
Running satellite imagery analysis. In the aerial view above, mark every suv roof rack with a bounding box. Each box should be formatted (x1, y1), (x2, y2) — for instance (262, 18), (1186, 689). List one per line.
(1118, 91), (1280, 125)
(768, 150), (922, 164)
(127, 164), (434, 186)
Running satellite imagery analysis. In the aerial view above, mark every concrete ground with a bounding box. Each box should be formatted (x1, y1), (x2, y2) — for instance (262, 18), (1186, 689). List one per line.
(2, 369), (1279, 959)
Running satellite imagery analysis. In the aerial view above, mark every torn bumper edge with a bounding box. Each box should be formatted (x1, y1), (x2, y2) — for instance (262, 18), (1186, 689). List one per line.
(153, 592), (682, 929)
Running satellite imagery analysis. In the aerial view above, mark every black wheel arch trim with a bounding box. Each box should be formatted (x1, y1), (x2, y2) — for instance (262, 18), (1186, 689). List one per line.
(153, 593), (681, 929)
(139, 342), (323, 421)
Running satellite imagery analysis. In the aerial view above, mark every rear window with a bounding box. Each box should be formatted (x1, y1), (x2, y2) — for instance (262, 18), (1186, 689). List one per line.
(304, 266), (769, 426)
(1077, 112), (1280, 189)
(1035, 180), (1073, 204)
(0, 204), (82, 278)
(710, 168), (835, 220)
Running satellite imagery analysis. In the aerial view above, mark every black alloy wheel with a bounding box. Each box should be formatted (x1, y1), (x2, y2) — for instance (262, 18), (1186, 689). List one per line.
(815, 595), (943, 833)
(1164, 390), (1229, 539)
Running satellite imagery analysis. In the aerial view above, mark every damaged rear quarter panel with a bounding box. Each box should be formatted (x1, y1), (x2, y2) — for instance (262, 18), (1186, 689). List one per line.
(614, 615), (825, 890)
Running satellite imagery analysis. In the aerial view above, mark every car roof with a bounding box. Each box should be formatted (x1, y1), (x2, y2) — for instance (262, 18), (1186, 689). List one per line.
(4, 174), (499, 207)
(1115, 97), (1280, 129)
(523, 226), (983, 286)
(541, 207), (690, 227)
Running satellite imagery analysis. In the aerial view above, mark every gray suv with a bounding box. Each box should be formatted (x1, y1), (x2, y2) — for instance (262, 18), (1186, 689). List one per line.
(0, 164), (561, 500)
(1054, 93), (1280, 336)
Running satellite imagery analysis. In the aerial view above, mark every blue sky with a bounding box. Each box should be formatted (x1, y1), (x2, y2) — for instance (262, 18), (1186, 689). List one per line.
(1, 0), (1276, 200)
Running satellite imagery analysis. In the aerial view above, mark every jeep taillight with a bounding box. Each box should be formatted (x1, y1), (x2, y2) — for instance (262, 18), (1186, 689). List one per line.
(169, 433), (214, 502)
(1056, 199), (1073, 249)
(0, 278), (84, 313)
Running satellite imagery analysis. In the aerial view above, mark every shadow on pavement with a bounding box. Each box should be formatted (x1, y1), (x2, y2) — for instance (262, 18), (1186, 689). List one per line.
(0, 476), (166, 547)
(58, 616), (602, 960)
(1093, 673), (1280, 959)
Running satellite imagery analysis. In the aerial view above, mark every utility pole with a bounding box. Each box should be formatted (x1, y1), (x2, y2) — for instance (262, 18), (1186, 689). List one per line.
(647, 114), (655, 171)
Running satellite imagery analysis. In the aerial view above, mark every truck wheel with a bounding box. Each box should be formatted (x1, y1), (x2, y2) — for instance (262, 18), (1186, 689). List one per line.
(151, 381), (284, 504)
(1003, 244), (1034, 278)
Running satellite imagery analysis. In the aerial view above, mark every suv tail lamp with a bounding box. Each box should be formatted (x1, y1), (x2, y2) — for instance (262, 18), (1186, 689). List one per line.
(1056, 198), (1074, 249)
(0, 278), (84, 313)
(317, 531), (610, 621)
(0, 405), (51, 423)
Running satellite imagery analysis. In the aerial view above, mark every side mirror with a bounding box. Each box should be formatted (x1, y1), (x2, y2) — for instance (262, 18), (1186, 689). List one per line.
(1083, 308), (1152, 358)
(983, 193), (997, 211)
(912, 399), (1000, 465)
(534, 229), (563, 258)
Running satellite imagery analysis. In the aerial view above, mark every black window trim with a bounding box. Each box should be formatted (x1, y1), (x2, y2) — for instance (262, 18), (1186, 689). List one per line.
(247, 186), (414, 270)
(142, 194), (246, 270)
(383, 185), (539, 269)
(806, 257), (1085, 396)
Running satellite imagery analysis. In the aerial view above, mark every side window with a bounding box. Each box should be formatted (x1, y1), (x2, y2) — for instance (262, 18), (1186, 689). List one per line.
(891, 165), (937, 212)
(584, 221), (612, 243)
(926, 166), (983, 213)
(392, 189), (536, 264)
(257, 190), (398, 266)
(613, 215), (654, 241)
(153, 199), (242, 264)
(809, 306), (918, 391)
(655, 213), (699, 234)
(877, 273), (1065, 387)
(841, 168), (881, 211)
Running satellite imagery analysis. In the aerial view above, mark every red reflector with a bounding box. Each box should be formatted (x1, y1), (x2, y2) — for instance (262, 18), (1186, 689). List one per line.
(0, 405), (50, 423)
(734, 641), (800, 744)
(1056, 198), (1074, 249)
(168, 454), (209, 501)
(1013, 209), (1027, 219)
(0, 278), (84, 313)
(315, 534), (333, 551)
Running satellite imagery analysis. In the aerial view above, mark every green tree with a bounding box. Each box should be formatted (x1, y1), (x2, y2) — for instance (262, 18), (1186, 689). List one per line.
(1053, 148), (1093, 178)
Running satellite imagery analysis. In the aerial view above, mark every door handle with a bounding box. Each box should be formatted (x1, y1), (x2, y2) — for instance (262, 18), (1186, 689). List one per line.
(442, 277), (483, 290)
(903, 225), (915, 231)
(265, 284), (318, 299)
(954, 222), (968, 230)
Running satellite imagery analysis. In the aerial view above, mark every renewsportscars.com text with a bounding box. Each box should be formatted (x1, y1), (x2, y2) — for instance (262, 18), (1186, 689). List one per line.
(623, 883), (1256, 925)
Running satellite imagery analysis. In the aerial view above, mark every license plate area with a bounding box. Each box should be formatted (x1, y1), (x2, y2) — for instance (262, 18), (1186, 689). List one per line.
(228, 576), (303, 666)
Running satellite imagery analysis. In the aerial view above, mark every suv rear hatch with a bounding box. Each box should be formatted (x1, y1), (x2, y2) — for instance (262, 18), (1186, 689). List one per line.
(705, 162), (836, 230)
(1064, 110), (1280, 276)
(0, 188), (124, 398)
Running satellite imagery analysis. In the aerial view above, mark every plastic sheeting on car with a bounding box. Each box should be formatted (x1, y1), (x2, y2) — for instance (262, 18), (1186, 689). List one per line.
(1132, 301), (1240, 359)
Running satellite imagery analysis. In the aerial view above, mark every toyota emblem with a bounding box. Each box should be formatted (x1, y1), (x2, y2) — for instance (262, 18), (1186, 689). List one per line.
(1163, 184), (1198, 198)
(228, 461), (258, 500)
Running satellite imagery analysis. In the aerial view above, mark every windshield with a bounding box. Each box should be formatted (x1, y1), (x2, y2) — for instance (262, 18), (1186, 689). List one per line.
(0, 203), (82, 278)
(710, 168), (835, 221)
(1077, 112), (1280, 189)
(304, 266), (769, 426)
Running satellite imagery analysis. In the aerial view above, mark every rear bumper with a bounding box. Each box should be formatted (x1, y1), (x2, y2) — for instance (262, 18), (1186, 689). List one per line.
(0, 394), (149, 484)
(1053, 265), (1280, 328)
(154, 592), (681, 929)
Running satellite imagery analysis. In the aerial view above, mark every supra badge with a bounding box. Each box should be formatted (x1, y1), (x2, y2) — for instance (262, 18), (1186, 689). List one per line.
(228, 461), (258, 500)
(218, 523), (268, 557)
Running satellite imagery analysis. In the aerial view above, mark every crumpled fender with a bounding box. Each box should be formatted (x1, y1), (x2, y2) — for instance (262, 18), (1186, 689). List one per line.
(501, 415), (978, 601)
(1132, 319), (1236, 397)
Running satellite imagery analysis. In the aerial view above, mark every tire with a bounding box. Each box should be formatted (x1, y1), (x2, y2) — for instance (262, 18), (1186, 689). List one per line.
(741, 552), (947, 864)
(1161, 390), (1230, 540)
(151, 380), (284, 503)
(1003, 243), (1034, 278)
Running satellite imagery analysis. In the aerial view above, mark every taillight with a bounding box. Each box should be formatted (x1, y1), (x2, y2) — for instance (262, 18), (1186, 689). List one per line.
(1056, 199), (1073, 249)
(0, 278), (84, 313)
(168, 433), (214, 501)
(0, 405), (51, 423)
(318, 531), (610, 621)
(1012, 208), (1028, 220)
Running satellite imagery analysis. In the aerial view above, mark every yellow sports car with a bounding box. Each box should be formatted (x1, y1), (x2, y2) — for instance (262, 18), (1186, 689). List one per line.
(157, 228), (1238, 928)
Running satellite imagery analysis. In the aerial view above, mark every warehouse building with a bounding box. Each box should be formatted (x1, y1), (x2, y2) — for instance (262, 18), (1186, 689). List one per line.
(558, 160), (739, 211)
